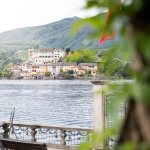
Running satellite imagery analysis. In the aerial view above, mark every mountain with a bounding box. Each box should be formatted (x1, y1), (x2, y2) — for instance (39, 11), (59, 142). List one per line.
(0, 15), (119, 52)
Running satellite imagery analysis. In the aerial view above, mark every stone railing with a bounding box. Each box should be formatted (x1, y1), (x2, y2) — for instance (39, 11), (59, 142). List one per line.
(0, 122), (94, 149)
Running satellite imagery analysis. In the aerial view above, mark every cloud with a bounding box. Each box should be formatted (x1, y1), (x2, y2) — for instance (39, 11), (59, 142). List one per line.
(0, 0), (98, 33)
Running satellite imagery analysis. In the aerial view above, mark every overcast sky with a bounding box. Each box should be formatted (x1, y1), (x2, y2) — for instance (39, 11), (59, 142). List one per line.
(0, 0), (99, 33)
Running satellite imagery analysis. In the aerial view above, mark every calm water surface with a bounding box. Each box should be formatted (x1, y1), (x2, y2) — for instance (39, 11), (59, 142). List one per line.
(0, 79), (133, 128)
(0, 80), (94, 127)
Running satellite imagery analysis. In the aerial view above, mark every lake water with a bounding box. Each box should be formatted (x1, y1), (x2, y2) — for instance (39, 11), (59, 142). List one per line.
(0, 79), (133, 128)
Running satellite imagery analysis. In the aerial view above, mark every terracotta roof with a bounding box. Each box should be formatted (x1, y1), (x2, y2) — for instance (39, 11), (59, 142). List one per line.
(73, 66), (79, 68)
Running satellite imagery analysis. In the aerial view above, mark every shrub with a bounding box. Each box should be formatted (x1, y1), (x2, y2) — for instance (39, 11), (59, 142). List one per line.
(44, 71), (51, 77)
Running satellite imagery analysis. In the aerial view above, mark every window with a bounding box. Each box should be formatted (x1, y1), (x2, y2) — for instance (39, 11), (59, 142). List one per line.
(36, 52), (38, 54)
(61, 51), (62, 52)
(39, 60), (41, 62)
(36, 60), (37, 62)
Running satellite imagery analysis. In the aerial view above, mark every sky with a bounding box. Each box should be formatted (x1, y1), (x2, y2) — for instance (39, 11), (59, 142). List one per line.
(0, 0), (99, 33)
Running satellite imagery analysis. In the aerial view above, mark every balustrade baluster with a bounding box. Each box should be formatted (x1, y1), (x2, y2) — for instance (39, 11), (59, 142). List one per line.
(30, 127), (37, 142)
(59, 129), (67, 146)
(2, 124), (9, 138)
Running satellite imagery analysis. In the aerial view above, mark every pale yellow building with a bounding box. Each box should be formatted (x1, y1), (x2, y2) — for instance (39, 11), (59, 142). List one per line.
(31, 64), (47, 76)
(62, 62), (77, 72)
(73, 66), (86, 75)
(78, 63), (97, 71)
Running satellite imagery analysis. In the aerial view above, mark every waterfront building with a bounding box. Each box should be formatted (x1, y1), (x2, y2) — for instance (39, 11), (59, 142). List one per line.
(78, 63), (97, 75)
(31, 64), (47, 76)
(61, 62), (77, 72)
(29, 48), (65, 63)
(7, 63), (22, 77)
(19, 71), (31, 77)
(47, 62), (64, 75)
(73, 66), (86, 75)
(22, 61), (33, 73)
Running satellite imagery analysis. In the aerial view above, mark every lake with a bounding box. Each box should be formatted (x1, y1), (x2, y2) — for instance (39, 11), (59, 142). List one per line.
(0, 79), (133, 128)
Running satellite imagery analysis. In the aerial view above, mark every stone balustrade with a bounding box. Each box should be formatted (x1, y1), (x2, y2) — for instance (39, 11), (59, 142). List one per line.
(0, 121), (94, 149)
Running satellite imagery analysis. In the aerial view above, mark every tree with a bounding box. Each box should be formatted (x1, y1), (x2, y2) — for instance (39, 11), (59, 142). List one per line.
(123, 63), (133, 78)
(44, 71), (51, 77)
(67, 70), (73, 74)
(105, 58), (123, 76)
(66, 48), (71, 54)
(7, 63), (13, 69)
(58, 57), (63, 62)
(88, 70), (91, 74)
(66, 49), (94, 65)
(0, 70), (2, 77)
(60, 72), (70, 79)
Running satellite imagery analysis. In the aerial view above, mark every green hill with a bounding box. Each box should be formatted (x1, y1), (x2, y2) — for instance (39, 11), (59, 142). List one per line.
(0, 15), (119, 52)
(0, 17), (94, 51)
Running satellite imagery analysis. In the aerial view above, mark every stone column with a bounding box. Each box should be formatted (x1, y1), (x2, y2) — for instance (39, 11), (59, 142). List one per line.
(90, 52), (110, 150)
(91, 80), (110, 150)
(59, 130), (67, 146)
(30, 127), (37, 142)
(2, 124), (10, 138)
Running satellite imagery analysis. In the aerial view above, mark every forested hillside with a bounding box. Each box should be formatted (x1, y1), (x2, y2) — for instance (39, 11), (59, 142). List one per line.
(0, 15), (119, 52)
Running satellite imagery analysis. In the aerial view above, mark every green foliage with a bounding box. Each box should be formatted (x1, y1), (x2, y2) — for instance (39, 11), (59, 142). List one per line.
(32, 74), (38, 76)
(105, 58), (124, 77)
(66, 49), (94, 65)
(0, 50), (28, 70)
(72, 0), (150, 149)
(66, 48), (71, 54)
(123, 63), (134, 78)
(7, 63), (13, 69)
(67, 70), (73, 74)
(0, 70), (2, 77)
(84, 74), (92, 77)
(88, 70), (91, 74)
(44, 71), (51, 77)
(1, 70), (12, 78)
(60, 72), (70, 79)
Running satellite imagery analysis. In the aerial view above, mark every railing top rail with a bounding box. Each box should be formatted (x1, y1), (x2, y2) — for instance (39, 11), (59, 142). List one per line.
(0, 121), (94, 132)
